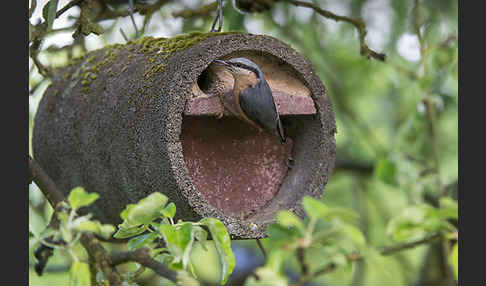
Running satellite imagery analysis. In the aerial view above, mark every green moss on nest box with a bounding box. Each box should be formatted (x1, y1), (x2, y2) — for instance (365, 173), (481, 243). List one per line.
(133, 31), (239, 56)
(63, 31), (241, 89)
(133, 31), (241, 79)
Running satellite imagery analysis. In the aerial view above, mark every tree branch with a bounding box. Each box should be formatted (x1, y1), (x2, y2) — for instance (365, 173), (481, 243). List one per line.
(29, 155), (182, 284)
(80, 233), (125, 285)
(292, 232), (454, 285)
(281, 0), (386, 61)
(296, 247), (308, 276)
(256, 239), (268, 262)
(110, 247), (178, 283)
(98, 0), (171, 21)
(334, 158), (374, 174)
(56, 0), (84, 19)
(29, 0), (37, 19)
(172, 2), (218, 19)
(29, 155), (65, 207)
(379, 233), (443, 256)
(28, 156), (122, 282)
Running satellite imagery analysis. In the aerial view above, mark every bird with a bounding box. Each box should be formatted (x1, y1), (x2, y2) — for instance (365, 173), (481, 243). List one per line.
(214, 57), (286, 144)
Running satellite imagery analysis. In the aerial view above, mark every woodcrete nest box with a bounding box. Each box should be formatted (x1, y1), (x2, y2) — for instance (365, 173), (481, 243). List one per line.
(33, 32), (336, 239)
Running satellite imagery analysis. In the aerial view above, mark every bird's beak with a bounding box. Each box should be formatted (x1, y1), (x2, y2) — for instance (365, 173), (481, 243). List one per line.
(213, 59), (230, 67)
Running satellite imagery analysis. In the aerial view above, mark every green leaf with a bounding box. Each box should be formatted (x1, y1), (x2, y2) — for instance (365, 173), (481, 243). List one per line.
(57, 211), (69, 223)
(120, 192), (168, 227)
(161, 202), (176, 219)
(326, 207), (360, 224)
(120, 204), (136, 220)
(159, 222), (194, 268)
(265, 249), (290, 272)
(42, 0), (59, 31)
(182, 226), (198, 270)
(68, 187), (99, 210)
(192, 226), (208, 250)
(266, 224), (299, 243)
(438, 197), (458, 220)
(176, 270), (200, 286)
(113, 225), (148, 239)
(449, 242), (458, 280)
(386, 204), (429, 240)
(275, 211), (305, 233)
(72, 217), (115, 239)
(302, 196), (330, 220)
(244, 266), (288, 286)
(29, 23), (35, 43)
(339, 223), (366, 247)
(373, 158), (396, 185)
(61, 222), (73, 243)
(69, 261), (91, 286)
(29, 204), (47, 238)
(42, 2), (50, 23)
(127, 232), (159, 250)
(330, 252), (348, 267)
(200, 218), (235, 285)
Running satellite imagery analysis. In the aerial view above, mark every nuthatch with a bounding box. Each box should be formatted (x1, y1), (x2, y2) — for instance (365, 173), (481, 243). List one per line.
(214, 57), (286, 144)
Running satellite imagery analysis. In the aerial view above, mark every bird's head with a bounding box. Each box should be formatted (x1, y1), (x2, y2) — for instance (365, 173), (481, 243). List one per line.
(213, 57), (263, 80)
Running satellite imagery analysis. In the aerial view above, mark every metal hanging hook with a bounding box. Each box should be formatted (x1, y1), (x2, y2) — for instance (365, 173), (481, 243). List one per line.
(210, 0), (223, 32)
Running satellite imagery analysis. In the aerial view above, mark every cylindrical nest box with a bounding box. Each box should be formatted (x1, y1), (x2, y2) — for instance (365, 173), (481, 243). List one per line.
(33, 32), (336, 239)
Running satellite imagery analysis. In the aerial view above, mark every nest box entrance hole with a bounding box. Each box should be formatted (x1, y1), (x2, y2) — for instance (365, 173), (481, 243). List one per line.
(182, 51), (317, 218)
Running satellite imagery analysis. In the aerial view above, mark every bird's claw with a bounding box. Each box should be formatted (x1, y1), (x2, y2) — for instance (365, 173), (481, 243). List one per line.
(216, 111), (224, 119)
(285, 157), (295, 169)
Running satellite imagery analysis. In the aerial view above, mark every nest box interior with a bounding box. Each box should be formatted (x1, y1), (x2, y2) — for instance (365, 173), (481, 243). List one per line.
(181, 51), (316, 219)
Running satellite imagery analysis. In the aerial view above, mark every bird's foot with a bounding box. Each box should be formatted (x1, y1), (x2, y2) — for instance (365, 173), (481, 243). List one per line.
(216, 110), (224, 119)
(285, 157), (295, 169)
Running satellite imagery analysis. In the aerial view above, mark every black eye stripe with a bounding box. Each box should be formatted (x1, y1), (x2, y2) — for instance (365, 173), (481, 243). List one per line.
(232, 62), (259, 74)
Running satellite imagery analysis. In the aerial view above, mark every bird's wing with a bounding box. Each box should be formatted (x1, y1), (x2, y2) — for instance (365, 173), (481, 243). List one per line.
(239, 80), (280, 133)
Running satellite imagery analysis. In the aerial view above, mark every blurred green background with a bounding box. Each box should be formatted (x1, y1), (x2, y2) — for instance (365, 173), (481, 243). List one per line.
(29, 0), (458, 285)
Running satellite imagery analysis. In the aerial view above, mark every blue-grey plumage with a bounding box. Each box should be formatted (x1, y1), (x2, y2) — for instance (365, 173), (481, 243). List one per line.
(214, 58), (286, 144)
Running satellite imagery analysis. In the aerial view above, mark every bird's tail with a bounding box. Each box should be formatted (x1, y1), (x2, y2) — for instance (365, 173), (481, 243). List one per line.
(277, 118), (286, 144)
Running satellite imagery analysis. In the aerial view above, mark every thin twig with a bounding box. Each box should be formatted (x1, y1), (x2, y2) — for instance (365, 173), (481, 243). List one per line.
(412, 0), (424, 52)
(56, 0), (84, 19)
(29, 0), (37, 18)
(296, 247), (308, 276)
(282, 0), (386, 61)
(379, 233), (442, 255)
(98, 0), (170, 21)
(128, 0), (139, 39)
(412, 0), (445, 199)
(30, 38), (54, 78)
(119, 28), (129, 42)
(291, 233), (452, 285)
(334, 158), (374, 174)
(256, 238), (267, 262)
(291, 263), (335, 286)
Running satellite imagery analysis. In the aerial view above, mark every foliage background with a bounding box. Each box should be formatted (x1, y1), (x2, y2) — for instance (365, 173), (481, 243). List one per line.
(29, 0), (458, 285)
